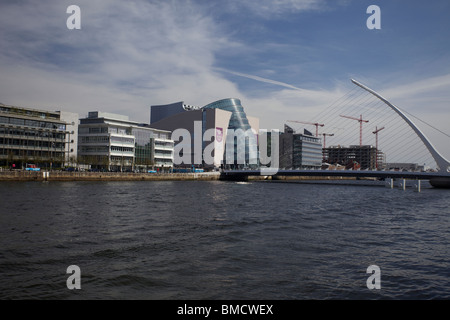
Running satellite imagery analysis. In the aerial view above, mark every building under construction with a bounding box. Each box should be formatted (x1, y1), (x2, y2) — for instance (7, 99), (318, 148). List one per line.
(323, 145), (383, 170)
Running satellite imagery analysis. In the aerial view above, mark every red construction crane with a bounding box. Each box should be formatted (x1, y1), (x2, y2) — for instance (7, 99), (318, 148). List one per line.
(372, 126), (385, 169)
(321, 133), (334, 149)
(339, 114), (369, 146)
(286, 120), (324, 137)
(372, 126), (385, 150)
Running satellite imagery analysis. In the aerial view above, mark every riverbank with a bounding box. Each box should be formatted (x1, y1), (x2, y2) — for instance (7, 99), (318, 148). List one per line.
(0, 171), (359, 182)
(0, 171), (223, 181)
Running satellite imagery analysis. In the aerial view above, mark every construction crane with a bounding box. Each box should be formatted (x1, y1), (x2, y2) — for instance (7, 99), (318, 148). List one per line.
(321, 133), (334, 149)
(372, 126), (385, 169)
(286, 120), (324, 137)
(339, 114), (369, 146)
(372, 126), (385, 150)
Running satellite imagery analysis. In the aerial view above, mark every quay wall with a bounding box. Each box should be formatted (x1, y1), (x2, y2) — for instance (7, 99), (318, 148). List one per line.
(0, 171), (355, 182)
(0, 171), (222, 182)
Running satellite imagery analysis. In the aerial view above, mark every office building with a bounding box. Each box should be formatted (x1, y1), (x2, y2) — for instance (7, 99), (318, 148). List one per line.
(279, 125), (323, 169)
(78, 111), (174, 171)
(58, 110), (79, 166)
(0, 103), (77, 168)
(150, 99), (259, 170)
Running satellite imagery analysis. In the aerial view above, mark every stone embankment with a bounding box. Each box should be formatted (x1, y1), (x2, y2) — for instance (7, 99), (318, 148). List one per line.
(0, 171), (223, 182)
(0, 170), (358, 182)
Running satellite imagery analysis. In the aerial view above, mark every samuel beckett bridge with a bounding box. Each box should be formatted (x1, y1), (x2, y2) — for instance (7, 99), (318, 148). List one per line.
(221, 79), (450, 189)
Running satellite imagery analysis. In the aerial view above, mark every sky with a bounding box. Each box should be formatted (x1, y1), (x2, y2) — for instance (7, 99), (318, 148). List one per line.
(1, 0), (450, 160)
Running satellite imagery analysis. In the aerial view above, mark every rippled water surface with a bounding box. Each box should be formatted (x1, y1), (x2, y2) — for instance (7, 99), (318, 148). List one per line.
(0, 180), (449, 299)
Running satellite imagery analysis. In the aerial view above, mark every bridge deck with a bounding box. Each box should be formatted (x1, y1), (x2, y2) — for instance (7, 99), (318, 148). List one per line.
(221, 169), (450, 180)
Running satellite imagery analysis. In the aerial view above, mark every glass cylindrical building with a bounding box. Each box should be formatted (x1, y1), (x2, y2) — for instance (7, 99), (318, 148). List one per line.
(202, 98), (258, 168)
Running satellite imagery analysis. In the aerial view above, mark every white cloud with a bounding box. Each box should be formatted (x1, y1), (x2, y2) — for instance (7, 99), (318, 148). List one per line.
(0, 0), (335, 125)
(215, 68), (306, 91)
(382, 74), (450, 111)
(0, 0), (241, 120)
(225, 0), (327, 17)
(240, 81), (347, 131)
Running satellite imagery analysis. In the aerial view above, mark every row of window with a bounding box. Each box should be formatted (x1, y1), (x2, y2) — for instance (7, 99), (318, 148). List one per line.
(78, 127), (109, 134)
(80, 146), (173, 156)
(110, 156), (134, 163)
(111, 136), (135, 144)
(109, 127), (132, 135)
(154, 132), (170, 139)
(0, 148), (65, 158)
(155, 159), (173, 165)
(154, 150), (173, 156)
(155, 141), (174, 148)
(293, 145), (322, 153)
(111, 146), (134, 153)
(0, 128), (66, 140)
(0, 106), (60, 120)
(79, 135), (138, 145)
(80, 146), (109, 153)
(0, 116), (66, 131)
(294, 135), (321, 143)
(0, 138), (65, 149)
(80, 136), (109, 143)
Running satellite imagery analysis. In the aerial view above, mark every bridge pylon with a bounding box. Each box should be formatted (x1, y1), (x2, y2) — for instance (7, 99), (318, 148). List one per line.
(351, 79), (450, 188)
(351, 79), (450, 173)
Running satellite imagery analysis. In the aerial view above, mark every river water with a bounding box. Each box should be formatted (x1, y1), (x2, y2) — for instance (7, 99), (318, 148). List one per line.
(0, 180), (449, 300)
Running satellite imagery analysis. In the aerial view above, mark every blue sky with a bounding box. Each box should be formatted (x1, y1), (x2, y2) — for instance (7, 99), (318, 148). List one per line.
(1, 0), (449, 158)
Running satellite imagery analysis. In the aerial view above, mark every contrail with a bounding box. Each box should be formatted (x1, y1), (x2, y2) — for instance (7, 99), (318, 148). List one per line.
(215, 68), (303, 91)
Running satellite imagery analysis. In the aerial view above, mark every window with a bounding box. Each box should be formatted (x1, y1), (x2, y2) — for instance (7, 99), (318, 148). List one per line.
(111, 146), (134, 153)
(108, 127), (118, 134)
(24, 119), (39, 127)
(10, 118), (25, 126)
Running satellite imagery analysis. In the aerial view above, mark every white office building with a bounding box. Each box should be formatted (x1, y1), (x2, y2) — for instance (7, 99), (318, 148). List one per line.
(78, 111), (174, 171)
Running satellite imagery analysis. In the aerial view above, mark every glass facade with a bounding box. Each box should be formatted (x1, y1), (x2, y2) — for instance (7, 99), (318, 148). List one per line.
(133, 127), (154, 167)
(0, 104), (70, 168)
(280, 130), (322, 169)
(293, 135), (323, 168)
(0, 116), (66, 131)
(202, 98), (258, 168)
